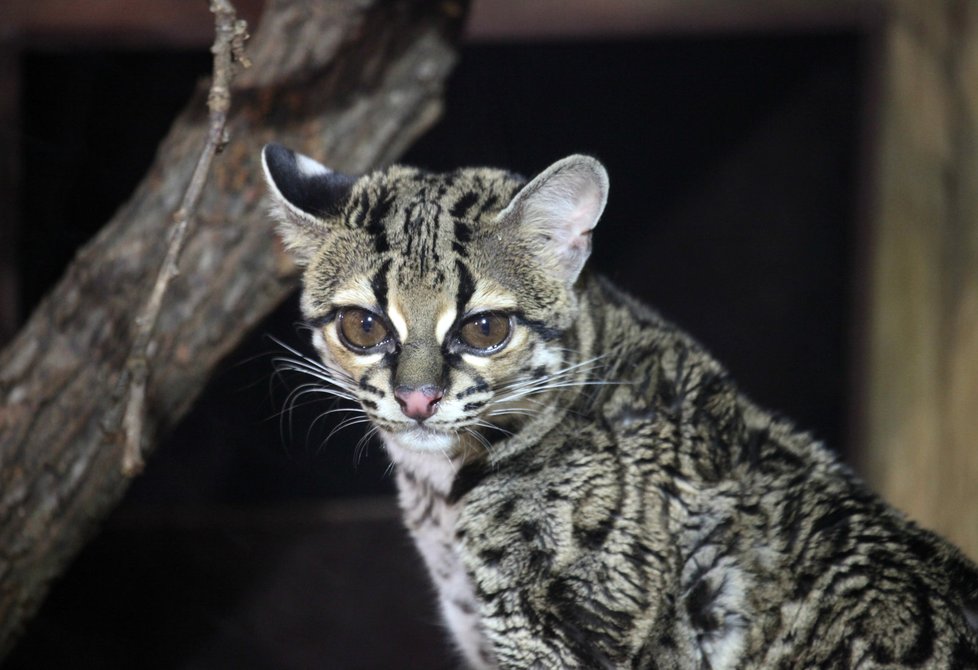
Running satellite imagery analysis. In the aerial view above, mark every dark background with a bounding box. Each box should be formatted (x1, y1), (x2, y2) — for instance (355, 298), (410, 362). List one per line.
(7, 33), (863, 669)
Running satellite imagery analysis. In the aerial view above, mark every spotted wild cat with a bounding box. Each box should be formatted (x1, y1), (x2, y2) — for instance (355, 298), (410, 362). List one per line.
(260, 144), (978, 669)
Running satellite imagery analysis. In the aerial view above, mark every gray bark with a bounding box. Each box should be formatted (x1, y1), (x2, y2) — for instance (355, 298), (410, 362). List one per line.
(0, 0), (467, 656)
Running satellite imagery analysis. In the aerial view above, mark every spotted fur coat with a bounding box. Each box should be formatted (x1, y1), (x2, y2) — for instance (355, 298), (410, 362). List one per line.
(261, 143), (978, 669)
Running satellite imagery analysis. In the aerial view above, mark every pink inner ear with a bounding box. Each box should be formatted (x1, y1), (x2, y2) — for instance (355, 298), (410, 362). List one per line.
(503, 154), (609, 282)
(565, 189), (603, 252)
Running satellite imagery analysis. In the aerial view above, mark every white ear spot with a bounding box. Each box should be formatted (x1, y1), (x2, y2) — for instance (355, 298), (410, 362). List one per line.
(296, 153), (331, 177)
(260, 143), (358, 265)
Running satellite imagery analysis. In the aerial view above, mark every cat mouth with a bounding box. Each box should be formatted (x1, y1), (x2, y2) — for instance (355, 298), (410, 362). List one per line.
(404, 421), (445, 436)
(384, 421), (457, 452)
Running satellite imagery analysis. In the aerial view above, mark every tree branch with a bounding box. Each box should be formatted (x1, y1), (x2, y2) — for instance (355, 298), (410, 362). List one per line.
(0, 0), (468, 657)
(118, 0), (251, 476)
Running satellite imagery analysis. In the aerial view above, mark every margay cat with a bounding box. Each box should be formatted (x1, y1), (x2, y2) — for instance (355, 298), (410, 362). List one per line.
(261, 143), (978, 669)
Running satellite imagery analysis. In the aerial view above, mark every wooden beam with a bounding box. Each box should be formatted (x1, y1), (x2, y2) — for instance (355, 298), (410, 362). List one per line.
(858, 0), (978, 559)
(466, 0), (884, 40)
(1, 0), (264, 47)
(3, 0), (883, 47)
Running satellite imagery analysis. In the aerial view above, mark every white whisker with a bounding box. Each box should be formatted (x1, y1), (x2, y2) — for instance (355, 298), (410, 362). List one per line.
(493, 353), (621, 406)
(319, 416), (374, 452)
(486, 408), (539, 419)
(464, 427), (495, 457)
(268, 335), (370, 453)
(353, 425), (381, 466)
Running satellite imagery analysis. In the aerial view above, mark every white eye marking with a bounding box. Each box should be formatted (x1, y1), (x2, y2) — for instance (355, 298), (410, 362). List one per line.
(435, 307), (457, 344)
(387, 302), (409, 342)
(530, 344), (561, 369)
(468, 282), (517, 311)
(331, 281), (377, 310)
(296, 153), (331, 177)
(311, 329), (329, 354)
(461, 353), (493, 369)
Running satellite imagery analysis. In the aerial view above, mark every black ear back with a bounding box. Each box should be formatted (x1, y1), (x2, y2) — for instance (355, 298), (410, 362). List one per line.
(261, 143), (356, 219)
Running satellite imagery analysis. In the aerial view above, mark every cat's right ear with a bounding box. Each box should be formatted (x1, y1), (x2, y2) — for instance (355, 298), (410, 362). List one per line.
(496, 154), (609, 285)
(261, 143), (356, 264)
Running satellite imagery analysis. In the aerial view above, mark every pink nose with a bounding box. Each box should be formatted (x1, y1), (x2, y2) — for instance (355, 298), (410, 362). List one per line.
(394, 385), (444, 421)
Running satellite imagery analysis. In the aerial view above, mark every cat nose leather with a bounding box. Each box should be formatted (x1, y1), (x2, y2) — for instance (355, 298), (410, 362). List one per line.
(394, 385), (444, 421)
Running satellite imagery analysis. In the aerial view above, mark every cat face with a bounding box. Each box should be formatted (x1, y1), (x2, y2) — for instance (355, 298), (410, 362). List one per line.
(262, 145), (608, 457)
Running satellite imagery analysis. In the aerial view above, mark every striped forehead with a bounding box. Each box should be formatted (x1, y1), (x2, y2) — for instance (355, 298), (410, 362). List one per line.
(370, 180), (470, 288)
(382, 252), (472, 327)
(381, 264), (519, 346)
(340, 167), (526, 325)
(388, 210), (455, 286)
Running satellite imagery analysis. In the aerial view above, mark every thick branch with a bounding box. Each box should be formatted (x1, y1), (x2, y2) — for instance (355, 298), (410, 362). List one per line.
(0, 0), (467, 657)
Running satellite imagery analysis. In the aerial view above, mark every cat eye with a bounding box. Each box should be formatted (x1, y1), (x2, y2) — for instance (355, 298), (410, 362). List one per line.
(337, 307), (392, 352)
(457, 312), (512, 354)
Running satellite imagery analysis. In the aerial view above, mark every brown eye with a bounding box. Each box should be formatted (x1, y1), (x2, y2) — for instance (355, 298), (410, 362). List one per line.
(458, 313), (512, 353)
(337, 308), (390, 352)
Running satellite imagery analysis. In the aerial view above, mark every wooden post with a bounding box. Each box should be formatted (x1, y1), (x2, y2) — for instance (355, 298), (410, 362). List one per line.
(858, 0), (978, 559)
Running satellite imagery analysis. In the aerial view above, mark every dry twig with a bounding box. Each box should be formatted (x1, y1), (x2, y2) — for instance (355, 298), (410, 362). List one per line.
(119, 0), (251, 475)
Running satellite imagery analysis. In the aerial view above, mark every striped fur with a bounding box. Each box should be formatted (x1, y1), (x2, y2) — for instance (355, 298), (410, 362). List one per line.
(263, 145), (978, 669)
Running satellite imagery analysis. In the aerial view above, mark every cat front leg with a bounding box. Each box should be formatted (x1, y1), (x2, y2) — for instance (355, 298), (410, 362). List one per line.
(455, 467), (666, 668)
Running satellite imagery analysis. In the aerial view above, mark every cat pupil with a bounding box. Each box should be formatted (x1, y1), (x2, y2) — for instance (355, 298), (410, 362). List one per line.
(337, 307), (389, 351)
(458, 313), (510, 352)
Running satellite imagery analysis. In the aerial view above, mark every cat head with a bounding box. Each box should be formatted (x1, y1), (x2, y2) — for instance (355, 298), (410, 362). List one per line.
(262, 144), (608, 456)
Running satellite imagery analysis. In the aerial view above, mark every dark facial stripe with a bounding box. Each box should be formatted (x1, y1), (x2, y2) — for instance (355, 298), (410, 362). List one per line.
(427, 215), (441, 275)
(455, 259), (476, 317)
(358, 374), (386, 397)
(443, 351), (465, 371)
(366, 189), (394, 253)
(306, 312), (338, 329)
(515, 314), (563, 341)
(452, 220), (472, 256)
(455, 378), (489, 400)
(371, 258), (392, 311)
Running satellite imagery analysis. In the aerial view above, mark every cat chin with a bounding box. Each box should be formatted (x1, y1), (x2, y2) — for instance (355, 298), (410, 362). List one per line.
(382, 425), (458, 454)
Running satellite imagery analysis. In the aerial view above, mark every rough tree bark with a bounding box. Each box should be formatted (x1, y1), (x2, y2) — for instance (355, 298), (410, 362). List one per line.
(0, 0), (467, 657)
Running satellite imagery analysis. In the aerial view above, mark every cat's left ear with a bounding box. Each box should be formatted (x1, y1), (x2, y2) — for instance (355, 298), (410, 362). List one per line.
(498, 154), (609, 284)
(261, 143), (356, 263)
